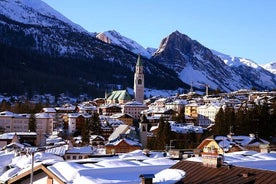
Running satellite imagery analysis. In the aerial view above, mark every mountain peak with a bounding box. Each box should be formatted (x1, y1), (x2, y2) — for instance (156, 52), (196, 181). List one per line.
(152, 30), (276, 92)
(154, 30), (196, 58)
(0, 0), (86, 32)
(211, 50), (259, 69)
(96, 30), (152, 58)
(262, 62), (276, 74)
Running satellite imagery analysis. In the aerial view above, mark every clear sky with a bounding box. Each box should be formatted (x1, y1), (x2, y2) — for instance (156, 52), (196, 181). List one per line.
(42, 0), (276, 65)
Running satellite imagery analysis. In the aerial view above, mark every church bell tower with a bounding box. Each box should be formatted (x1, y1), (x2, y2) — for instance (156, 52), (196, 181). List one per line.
(134, 55), (144, 103)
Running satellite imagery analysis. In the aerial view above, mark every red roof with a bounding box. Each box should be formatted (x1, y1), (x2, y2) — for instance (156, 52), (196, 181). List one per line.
(171, 160), (276, 184)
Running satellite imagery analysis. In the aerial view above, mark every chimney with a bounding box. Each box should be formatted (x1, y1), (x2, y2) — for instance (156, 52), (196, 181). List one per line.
(201, 148), (222, 168)
(242, 173), (249, 178)
(139, 174), (155, 184)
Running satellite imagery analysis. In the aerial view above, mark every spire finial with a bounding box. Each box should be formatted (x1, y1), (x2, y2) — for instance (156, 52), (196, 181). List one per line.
(136, 55), (142, 66)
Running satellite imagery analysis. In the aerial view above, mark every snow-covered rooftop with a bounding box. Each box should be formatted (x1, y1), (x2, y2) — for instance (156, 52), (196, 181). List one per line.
(187, 150), (276, 172)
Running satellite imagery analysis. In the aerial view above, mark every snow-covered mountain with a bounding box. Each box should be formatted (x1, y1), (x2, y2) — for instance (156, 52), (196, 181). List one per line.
(96, 30), (152, 58)
(212, 50), (276, 90)
(0, 0), (184, 96)
(0, 0), (86, 32)
(152, 31), (276, 92)
(262, 62), (276, 74)
(211, 50), (259, 68)
(0, 0), (275, 96)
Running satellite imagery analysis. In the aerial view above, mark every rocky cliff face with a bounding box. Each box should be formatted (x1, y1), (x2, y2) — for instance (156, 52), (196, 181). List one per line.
(152, 31), (276, 92)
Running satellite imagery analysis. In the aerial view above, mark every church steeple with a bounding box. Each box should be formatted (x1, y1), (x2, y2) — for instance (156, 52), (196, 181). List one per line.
(134, 55), (144, 103)
(136, 55), (143, 74)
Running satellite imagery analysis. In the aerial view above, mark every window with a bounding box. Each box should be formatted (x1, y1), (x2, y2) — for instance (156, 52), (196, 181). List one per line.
(138, 79), (142, 85)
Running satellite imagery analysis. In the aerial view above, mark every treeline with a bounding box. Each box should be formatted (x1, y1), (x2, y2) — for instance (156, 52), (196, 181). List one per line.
(0, 100), (45, 114)
(146, 117), (201, 150)
(213, 101), (276, 140)
(0, 42), (187, 98)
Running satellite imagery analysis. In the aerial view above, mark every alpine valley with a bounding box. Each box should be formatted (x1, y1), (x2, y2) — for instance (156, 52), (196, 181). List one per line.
(0, 0), (276, 98)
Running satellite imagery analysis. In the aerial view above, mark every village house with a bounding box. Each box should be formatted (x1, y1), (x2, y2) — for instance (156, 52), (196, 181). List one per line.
(98, 104), (122, 116)
(165, 99), (187, 114)
(142, 107), (176, 122)
(154, 98), (167, 107)
(76, 101), (97, 114)
(67, 113), (92, 134)
(106, 124), (140, 154)
(6, 164), (66, 184)
(0, 111), (53, 146)
(122, 100), (148, 120)
(64, 145), (93, 160)
(184, 102), (199, 125)
(110, 113), (134, 126)
(90, 135), (105, 147)
(41, 107), (59, 129)
(197, 137), (225, 156)
(105, 138), (141, 154)
(197, 102), (222, 128)
(0, 111), (30, 133)
(0, 132), (37, 148)
(197, 134), (270, 155)
(100, 122), (114, 140)
(54, 104), (76, 129)
(215, 134), (270, 153)
(35, 113), (54, 146)
(93, 98), (106, 106)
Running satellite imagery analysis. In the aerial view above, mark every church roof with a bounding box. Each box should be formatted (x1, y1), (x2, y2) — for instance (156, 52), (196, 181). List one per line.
(107, 90), (132, 101)
(136, 55), (142, 66)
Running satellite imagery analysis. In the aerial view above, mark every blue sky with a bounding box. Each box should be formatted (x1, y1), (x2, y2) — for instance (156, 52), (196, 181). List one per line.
(42, 0), (276, 64)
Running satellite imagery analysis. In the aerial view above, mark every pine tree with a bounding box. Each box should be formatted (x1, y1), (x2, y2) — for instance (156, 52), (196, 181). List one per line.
(258, 100), (270, 139)
(89, 113), (101, 135)
(172, 107), (185, 123)
(81, 119), (90, 145)
(270, 101), (276, 138)
(28, 113), (36, 132)
(224, 107), (235, 135)
(0, 100), (11, 112)
(155, 117), (166, 150)
(213, 107), (224, 135)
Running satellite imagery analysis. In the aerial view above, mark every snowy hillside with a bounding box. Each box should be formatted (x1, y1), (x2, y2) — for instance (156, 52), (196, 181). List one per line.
(211, 50), (259, 69)
(212, 49), (276, 90)
(96, 30), (152, 58)
(0, 0), (86, 32)
(262, 62), (276, 74)
(0, 0), (185, 96)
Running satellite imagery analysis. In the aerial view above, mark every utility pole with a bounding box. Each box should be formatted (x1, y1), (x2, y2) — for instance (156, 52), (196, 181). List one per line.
(30, 151), (34, 184)
(169, 140), (175, 151)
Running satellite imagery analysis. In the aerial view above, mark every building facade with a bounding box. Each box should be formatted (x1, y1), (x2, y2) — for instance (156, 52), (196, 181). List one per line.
(197, 103), (221, 128)
(122, 101), (148, 120)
